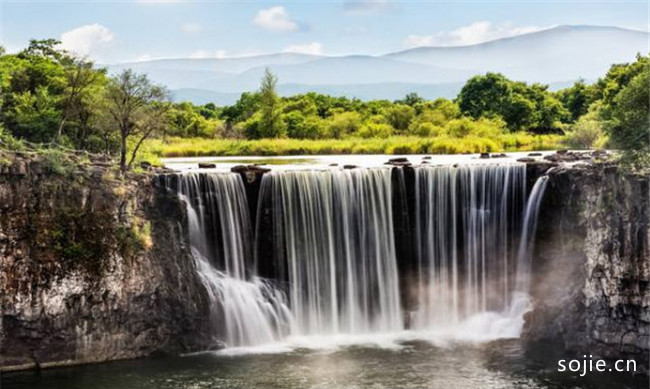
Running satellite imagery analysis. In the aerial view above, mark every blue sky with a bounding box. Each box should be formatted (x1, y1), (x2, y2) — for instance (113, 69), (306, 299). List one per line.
(1, 0), (648, 63)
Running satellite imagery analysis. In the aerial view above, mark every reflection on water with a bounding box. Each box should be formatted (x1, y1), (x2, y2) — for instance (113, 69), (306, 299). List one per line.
(3, 339), (645, 389)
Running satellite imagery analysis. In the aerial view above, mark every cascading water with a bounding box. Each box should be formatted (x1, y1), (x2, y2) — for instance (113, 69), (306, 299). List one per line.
(411, 163), (527, 329)
(515, 175), (550, 294)
(257, 168), (403, 335)
(166, 162), (549, 349)
(174, 173), (293, 347)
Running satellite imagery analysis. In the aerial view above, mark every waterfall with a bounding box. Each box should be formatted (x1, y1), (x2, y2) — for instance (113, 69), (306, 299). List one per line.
(257, 168), (403, 335)
(515, 175), (549, 293)
(411, 163), (527, 328)
(174, 173), (293, 347)
(164, 162), (549, 349)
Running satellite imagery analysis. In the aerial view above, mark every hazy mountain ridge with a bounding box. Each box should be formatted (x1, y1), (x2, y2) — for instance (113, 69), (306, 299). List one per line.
(108, 25), (649, 104)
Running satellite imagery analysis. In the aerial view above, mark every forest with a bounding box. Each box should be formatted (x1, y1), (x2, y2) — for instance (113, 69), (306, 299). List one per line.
(1, 39), (648, 169)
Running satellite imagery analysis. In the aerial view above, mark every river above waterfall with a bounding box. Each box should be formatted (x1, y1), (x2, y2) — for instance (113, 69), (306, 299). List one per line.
(3, 338), (644, 389)
(161, 151), (556, 172)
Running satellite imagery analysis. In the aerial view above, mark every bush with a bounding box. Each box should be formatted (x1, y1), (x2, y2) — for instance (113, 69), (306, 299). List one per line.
(327, 112), (362, 138)
(284, 112), (325, 139)
(565, 115), (607, 149)
(409, 122), (445, 137)
(357, 123), (393, 139)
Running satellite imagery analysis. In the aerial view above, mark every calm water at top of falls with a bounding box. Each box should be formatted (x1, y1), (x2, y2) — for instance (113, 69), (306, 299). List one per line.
(3, 339), (645, 389)
(161, 151), (558, 172)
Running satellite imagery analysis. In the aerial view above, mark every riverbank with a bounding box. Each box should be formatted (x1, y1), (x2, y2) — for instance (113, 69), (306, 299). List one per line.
(144, 134), (564, 158)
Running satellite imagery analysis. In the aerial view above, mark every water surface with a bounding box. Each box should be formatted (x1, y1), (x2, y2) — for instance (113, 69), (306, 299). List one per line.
(3, 339), (644, 389)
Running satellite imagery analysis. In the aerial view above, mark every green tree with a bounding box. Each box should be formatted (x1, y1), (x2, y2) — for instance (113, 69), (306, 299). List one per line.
(457, 73), (567, 132)
(103, 69), (171, 171)
(383, 104), (415, 133)
(327, 112), (362, 138)
(257, 68), (285, 138)
(556, 80), (595, 122)
(604, 67), (649, 150)
(398, 92), (424, 106)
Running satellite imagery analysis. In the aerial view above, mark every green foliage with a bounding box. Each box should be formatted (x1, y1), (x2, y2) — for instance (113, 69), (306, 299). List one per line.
(564, 103), (607, 149)
(603, 64), (649, 151)
(327, 111), (362, 138)
(383, 104), (415, 133)
(283, 111), (325, 139)
(1, 37), (647, 162)
(257, 68), (285, 138)
(357, 123), (393, 138)
(41, 149), (74, 176)
(556, 80), (596, 122)
(457, 72), (568, 132)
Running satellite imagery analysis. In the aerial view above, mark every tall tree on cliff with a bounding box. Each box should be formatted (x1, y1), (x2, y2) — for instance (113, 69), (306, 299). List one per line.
(103, 69), (170, 172)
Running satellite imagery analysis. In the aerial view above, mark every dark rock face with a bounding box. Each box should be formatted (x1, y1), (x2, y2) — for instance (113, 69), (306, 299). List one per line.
(0, 155), (212, 371)
(523, 164), (650, 372)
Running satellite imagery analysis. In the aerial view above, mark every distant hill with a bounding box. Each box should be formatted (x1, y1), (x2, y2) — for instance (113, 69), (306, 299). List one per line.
(108, 25), (649, 104)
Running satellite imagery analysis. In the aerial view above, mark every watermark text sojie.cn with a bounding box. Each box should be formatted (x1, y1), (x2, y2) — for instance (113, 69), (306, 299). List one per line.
(558, 355), (637, 376)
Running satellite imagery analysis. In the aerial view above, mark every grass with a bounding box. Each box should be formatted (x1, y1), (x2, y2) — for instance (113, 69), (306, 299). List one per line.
(144, 133), (565, 159)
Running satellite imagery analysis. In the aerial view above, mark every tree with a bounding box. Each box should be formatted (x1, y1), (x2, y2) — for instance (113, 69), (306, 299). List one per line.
(398, 92), (424, 106)
(556, 80), (594, 122)
(605, 67), (650, 151)
(103, 70), (170, 171)
(383, 104), (415, 133)
(457, 72), (567, 132)
(257, 68), (285, 138)
(57, 58), (105, 141)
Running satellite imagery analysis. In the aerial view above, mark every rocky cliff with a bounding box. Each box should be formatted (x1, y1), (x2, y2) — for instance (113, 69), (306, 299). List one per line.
(0, 153), (212, 371)
(523, 162), (649, 371)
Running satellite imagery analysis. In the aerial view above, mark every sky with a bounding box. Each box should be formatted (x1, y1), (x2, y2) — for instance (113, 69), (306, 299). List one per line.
(1, 0), (648, 64)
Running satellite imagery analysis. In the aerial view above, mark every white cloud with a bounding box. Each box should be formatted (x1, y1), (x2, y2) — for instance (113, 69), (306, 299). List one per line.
(344, 0), (389, 13)
(180, 23), (202, 34)
(404, 21), (548, 48)
(283, 42), (323, 55)
(60, 23), (114, 59)
(253, 6), (299, 32)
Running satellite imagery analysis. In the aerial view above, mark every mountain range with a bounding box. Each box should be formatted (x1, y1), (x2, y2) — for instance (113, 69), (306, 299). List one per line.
(108, 25), (649, 105)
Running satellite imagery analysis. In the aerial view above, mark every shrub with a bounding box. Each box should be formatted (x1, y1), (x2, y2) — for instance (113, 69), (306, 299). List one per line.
(409, 122), (445, 137)
(357, 123), (393, 139)
(327, 112), (362, 138)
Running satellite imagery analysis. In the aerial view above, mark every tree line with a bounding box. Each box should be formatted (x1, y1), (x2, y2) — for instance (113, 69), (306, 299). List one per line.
(1, 39), (648, 171)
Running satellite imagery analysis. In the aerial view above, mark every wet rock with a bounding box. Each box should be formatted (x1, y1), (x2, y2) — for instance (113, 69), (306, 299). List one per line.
(517, 158), (537, 163)
(491, 153), (507, 158)
(197, 162), (216, 169)
(329, 163), (338, 167)
(479, 153), (490, 159)
(343, 165), (358, 169)
(528, 152), (543, 157)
